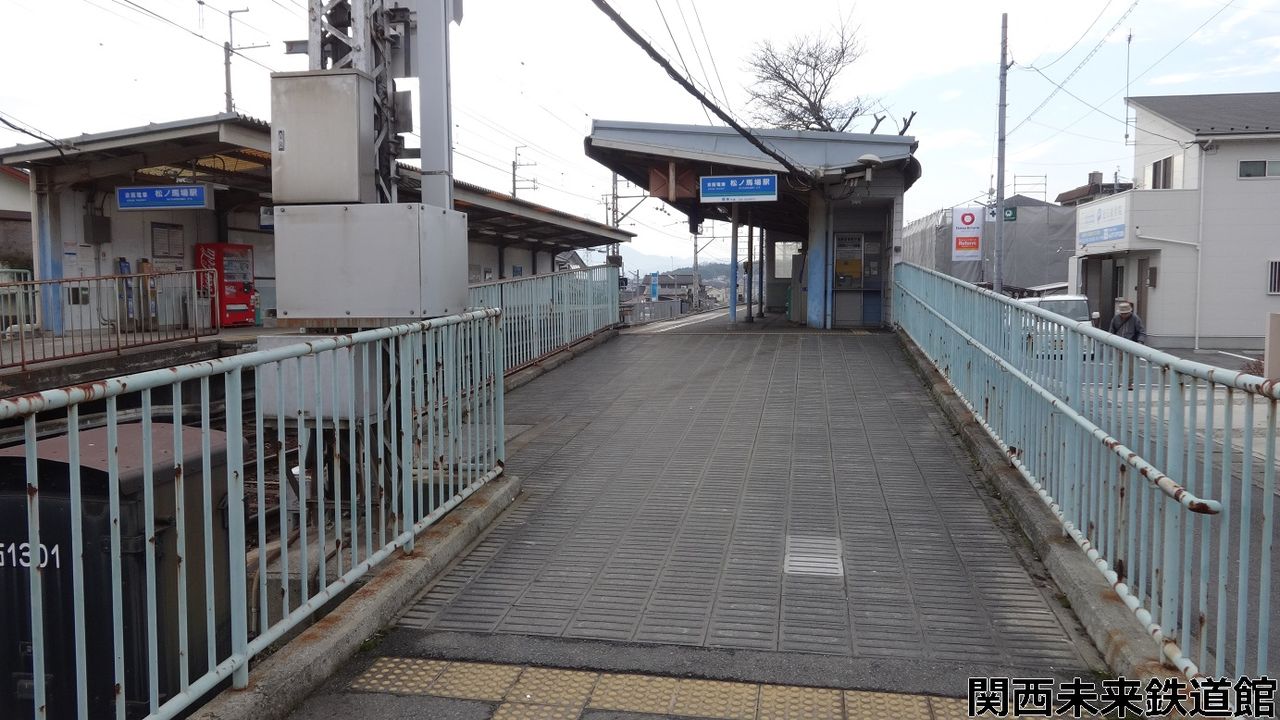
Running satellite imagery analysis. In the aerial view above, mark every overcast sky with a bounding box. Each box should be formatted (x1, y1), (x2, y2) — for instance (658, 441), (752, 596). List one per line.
(3, 0), (1279, 270)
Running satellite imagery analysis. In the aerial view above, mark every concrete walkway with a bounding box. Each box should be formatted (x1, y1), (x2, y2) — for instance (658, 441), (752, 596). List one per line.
(290, 315), (1106, 719)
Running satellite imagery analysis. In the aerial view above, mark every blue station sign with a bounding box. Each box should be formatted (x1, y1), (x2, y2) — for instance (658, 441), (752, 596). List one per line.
(699, 174), (778, 203)
(116, 185), (211, 211)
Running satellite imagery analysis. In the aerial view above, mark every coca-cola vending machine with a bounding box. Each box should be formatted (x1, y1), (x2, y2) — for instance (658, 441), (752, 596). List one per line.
(195, 243), (256, 328)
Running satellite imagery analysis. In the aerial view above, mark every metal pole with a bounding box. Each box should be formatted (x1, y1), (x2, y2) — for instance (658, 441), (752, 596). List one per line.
(757, 227), (766, 318)
(692, 232), (700, 310)
(224, 9), (250, 113)
(729, 204), (739, 323)
(994, 12), (1009, 294)
(745, 214), (754, 323)
(224, 41), (234, 113)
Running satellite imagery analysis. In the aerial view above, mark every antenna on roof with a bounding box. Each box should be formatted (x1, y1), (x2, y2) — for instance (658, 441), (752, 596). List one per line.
(1124, 29), (1133, 145)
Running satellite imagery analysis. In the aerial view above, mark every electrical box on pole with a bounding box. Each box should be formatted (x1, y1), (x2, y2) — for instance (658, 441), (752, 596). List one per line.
(271, 0), (467, 328)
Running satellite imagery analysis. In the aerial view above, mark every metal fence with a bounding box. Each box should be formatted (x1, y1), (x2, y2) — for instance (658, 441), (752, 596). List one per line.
(895, 263), (1276, 681)
(0, 269), (217, 371)
(469, 264), (618, 373)
(1, 308), (505, 720)
(624, 299), (682, 325)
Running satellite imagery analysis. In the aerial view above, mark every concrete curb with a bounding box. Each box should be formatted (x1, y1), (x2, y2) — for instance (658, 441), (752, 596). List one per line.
(896, 330), (1175, 684)
(192, 473), (523, 720)
(504, 328), (619, 393)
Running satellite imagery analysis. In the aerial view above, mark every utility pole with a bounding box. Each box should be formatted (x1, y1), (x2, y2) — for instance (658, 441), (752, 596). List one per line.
(512, 146), (537, 197)
(994, 12), (1009, 294)
(224, 8), (266, 114)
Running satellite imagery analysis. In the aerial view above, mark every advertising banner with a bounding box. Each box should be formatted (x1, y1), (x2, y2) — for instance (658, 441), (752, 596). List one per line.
(951, 207), (984, 262)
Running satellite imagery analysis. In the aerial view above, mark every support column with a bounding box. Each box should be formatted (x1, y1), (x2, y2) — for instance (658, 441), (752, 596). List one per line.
(806, 189), (829, 329)
(497, 244), (506, 279)
(745, 215), (754, 324)
(32, 170), (63, 333)
(757, 227), (766, 318)
(729, 204), (739, 323)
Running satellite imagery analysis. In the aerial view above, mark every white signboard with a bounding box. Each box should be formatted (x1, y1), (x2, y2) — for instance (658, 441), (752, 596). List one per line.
(951, 207), (984, 262)
(1077, 194), (1128, 248)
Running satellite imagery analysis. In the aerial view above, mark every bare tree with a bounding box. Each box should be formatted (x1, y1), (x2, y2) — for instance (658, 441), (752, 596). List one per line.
(744, 21), (870, 132)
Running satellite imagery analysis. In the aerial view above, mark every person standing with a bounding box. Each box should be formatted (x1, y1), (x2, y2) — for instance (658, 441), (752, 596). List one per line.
(1108, 300), (1146, 389)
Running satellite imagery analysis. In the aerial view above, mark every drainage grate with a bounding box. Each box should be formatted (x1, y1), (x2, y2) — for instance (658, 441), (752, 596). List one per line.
(784, 535), (844, 577)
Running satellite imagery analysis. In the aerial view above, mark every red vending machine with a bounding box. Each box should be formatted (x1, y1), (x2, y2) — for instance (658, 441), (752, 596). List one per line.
(195, 243), (256, 328)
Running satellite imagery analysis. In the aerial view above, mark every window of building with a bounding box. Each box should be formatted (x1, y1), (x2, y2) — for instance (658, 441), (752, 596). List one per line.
(774, 241), (802, 278)
(150, 222), (185, 259)
(1151, 156), (1174, 189)
(1239, 160), (1280, 178)
(1269, 260), (1280, 294)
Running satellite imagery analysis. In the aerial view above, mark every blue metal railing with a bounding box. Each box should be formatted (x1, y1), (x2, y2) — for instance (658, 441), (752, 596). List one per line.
(469, 264), (619, 373)
(895, 262), (1276, 681)
(2, 309), (505, 720)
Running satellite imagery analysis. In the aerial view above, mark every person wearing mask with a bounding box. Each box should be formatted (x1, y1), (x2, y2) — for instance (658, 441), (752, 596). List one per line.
(1108, 300), (1146, 389)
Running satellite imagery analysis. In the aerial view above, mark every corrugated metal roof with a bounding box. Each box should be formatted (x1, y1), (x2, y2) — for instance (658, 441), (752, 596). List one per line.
(588, 119), (918, 177)
(0, 112), (269, 162)
(1128, 92), (1280, 136)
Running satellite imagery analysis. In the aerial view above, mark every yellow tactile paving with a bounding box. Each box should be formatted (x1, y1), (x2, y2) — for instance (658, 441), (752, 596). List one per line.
(428, 662), (523, 701)
(491, 702), (581, 720)
(758, 684), (844, 720)
(357, 657), (995, 719)
(587, 672), (680, 714)
(928, 696), (971, 720)
(348, 657), (447, 694)
(844, 690), (932, 720)
(672, 679), (760, 720)
(505, 667), (598, 707)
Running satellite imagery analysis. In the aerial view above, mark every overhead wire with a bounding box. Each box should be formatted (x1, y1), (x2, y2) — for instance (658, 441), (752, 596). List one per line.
(196, 0), (274, 40)
(653, 0), (713, 124)
(1008, 0), (1236, 153)
(0, 114), (69, 154)
(1026, 0), (1116, 71)
(590, 0), (812, 183)
(106, 0), (278, 72)
(1008, 0), (1139, 135)
(689, 2), (730, 111)
(673, 0), (718, 110)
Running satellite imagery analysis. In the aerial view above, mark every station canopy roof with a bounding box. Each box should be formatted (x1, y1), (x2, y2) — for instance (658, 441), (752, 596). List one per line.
(585, 120), (921, 236)
(0, 113), (631, 254)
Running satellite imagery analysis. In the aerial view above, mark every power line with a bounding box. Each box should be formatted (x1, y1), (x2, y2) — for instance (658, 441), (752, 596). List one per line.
(107, 0), (278, 72)
(1024, 66), (1191, 146)
(196, 0), (273, 39)
(1123, 0), (1237, 88)
(590, 0), (811, 182)
(1009, 0), (1238, 152)
(688, 1), (729, 112)
(1008, 0), (1139, 135)
(1027, 0), (1116, 71)
(653, 0), (712, 124)
(0, 115), (69, 155)
(673, 0), (718, 114)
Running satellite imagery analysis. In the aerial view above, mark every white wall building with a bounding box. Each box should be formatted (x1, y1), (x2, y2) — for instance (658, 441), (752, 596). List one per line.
(1069, 92), (1280, 349)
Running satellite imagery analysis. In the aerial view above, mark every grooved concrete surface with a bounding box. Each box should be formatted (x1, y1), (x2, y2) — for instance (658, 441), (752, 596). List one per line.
(398, 324), (1095, 675)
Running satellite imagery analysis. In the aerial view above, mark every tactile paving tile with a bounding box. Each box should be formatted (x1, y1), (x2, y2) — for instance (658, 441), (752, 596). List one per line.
(672, 679), (760, 720)
(843, 690), (931, 720)
(757, 684), (843, 720)
(505, 667), (598, 707)
(927, 696), (971, 720)
(427, 662), (523, 701)
(587, 673), (679, 714)
(491, 702), (581, 720)
(348, 657), (446, 694)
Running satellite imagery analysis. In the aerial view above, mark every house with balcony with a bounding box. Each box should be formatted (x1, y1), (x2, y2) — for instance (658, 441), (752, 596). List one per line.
(1068, 92), (1280, 349)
